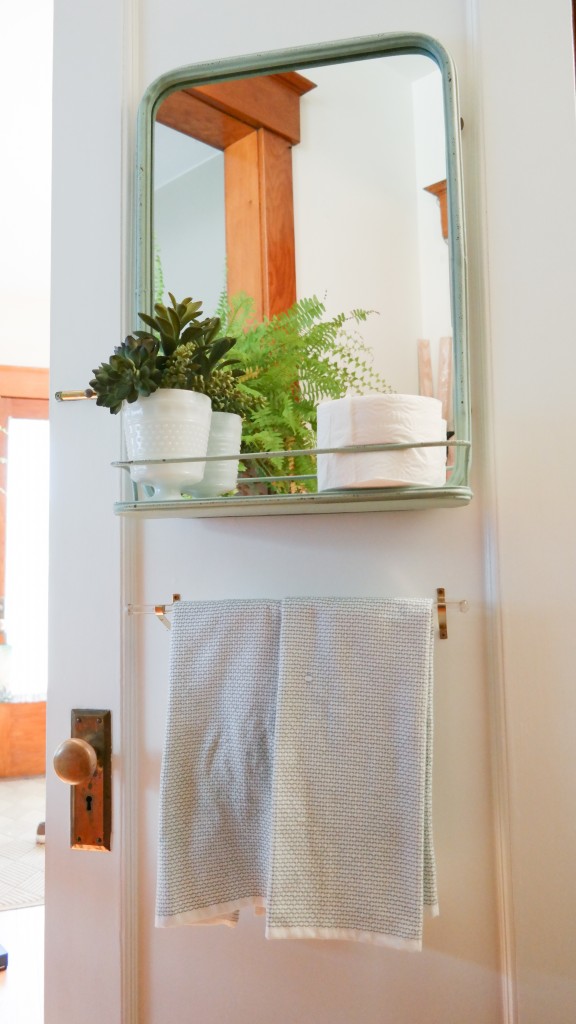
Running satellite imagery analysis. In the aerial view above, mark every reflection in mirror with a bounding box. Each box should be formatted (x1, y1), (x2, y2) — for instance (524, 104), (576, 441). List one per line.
(153, 54), (449, 397)
(154, 128), (225, 312)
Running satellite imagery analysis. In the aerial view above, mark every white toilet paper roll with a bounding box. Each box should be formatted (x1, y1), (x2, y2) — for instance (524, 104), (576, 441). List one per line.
(316, 394), (447, 490)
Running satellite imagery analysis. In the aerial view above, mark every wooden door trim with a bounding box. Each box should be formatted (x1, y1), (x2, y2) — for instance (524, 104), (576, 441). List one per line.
(0, 365), (49, 401)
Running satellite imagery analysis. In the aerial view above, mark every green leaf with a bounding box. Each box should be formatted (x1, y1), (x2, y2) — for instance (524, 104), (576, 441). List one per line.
(206, 336), (237, 367)
(167, 306), (180, 337)
(180, 300), (204, 328)
(138, 312), (159, 332)
(155, 315), (176, 339)
(185, 299), (203, 317)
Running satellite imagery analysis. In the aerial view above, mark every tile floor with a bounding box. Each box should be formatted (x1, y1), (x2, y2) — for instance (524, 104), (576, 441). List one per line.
(0, 778), (45, 912)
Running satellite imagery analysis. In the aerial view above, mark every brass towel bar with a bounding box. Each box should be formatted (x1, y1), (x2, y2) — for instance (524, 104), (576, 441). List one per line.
(126, 589), (468, 639)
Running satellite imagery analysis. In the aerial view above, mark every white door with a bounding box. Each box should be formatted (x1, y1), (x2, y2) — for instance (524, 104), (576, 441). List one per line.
(44, 2), (576, 1024)
(46, 3), (503, 1020)
(44, 2), (128, 1021)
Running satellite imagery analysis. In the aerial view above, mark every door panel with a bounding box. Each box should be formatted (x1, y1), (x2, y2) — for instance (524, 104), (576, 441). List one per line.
(46, 2), (506, 1021)
(53, 0), (576, 1021)
(45, 1), (126, 1021)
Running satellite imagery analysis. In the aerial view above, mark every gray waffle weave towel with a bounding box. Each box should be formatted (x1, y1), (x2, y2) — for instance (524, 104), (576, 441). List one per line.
(156, 597), (437, 949)
(156, 599), (280, 927)
(266, 597), (437, 949)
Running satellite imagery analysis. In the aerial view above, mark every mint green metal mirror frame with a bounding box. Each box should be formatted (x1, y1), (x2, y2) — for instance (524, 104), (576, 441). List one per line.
(116, 31), (471, 518)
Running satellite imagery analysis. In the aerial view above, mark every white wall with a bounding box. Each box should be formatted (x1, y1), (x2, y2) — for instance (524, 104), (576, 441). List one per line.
(46, 1), (576, 1024)
(154, 144), (226, 313)
(0, 0), (52, 368)
(413, 67), (451, 374)
(294, 59), (424, 393)
(474, 1), (576, 1019)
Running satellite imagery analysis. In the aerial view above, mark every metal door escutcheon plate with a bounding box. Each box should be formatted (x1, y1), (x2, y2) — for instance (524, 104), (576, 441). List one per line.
(69, 710), (112, 851)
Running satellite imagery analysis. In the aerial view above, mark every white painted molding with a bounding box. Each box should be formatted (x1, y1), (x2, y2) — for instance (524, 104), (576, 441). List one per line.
(119, 0), (142, 1021)
(465, 0), (517, 1019)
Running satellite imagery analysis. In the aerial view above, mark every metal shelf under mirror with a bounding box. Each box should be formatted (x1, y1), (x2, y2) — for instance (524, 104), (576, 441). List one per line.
(112, 436), (472, 519)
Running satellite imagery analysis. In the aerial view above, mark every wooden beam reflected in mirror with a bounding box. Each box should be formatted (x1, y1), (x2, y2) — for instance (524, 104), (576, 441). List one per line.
(424, 179), (448, 240)
(156, 73), (315, 319)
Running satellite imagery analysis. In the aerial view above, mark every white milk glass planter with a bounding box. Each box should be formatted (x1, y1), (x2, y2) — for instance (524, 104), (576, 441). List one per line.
(123, 388), (212, 500)
(316, 394), (447, 490)
(188, 411), (243, 498)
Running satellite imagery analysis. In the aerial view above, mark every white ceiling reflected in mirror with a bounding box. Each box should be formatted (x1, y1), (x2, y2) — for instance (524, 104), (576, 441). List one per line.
(129, 33), (470, 515)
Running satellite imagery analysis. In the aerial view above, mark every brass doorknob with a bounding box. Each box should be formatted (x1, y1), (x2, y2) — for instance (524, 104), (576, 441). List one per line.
(53, 737), (98, 784)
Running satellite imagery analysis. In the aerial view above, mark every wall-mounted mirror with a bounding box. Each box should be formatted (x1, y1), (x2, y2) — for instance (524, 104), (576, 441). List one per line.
(122, 33), (470, 518)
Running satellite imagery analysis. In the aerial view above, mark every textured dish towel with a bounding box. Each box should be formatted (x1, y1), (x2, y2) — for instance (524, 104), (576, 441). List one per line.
(267, 597), (437, 950)
(156, 599), (280, 927)
(156, 597), (437, 950)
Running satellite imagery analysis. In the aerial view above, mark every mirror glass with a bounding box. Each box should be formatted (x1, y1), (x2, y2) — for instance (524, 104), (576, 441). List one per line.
(152, 53), (449, 396)
(154, 130), (225, 315)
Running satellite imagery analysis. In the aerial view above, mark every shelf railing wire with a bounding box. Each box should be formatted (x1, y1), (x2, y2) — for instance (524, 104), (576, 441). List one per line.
(113, 438), (470, 471)
(113, 439), (471, 501)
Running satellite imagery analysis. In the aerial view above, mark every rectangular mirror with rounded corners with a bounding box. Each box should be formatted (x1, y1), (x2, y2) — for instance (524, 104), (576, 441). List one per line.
(116, 32), (471, 518)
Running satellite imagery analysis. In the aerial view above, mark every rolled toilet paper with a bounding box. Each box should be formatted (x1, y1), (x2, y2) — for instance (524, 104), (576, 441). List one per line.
(316, 394), (447, 490)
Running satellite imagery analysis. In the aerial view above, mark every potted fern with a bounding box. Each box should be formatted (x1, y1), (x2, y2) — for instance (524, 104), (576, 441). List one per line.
(216, 294), (396, 494)
(217, 293), (447, 493)
(89, 294), (240, 499)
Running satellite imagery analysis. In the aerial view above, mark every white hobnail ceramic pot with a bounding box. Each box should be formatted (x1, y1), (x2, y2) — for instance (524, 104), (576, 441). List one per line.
(189, 411), (242, 498)
(316, 394), (447, 490)
(123, 388), (212, 500)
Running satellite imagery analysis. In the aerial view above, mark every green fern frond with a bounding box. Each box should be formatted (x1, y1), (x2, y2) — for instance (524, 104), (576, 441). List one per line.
(154, 241), (165, 305)
(214, 292), (394, 491)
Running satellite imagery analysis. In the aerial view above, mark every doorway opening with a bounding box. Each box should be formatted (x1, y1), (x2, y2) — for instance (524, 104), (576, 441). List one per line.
(0, 366), (49, 770)
(0, 366), (48, 1024)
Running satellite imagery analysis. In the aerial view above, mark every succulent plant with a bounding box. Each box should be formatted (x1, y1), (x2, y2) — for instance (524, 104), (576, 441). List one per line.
(89, 293), (240, 414)
(163, 345), (263, 417)
(89, 334), (162, 414)
(198, 368), (264, 418)
(138, 294), (205, 358)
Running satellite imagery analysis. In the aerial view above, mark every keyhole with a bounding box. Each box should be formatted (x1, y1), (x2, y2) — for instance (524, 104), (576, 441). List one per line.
(85, 795), (93, 812)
